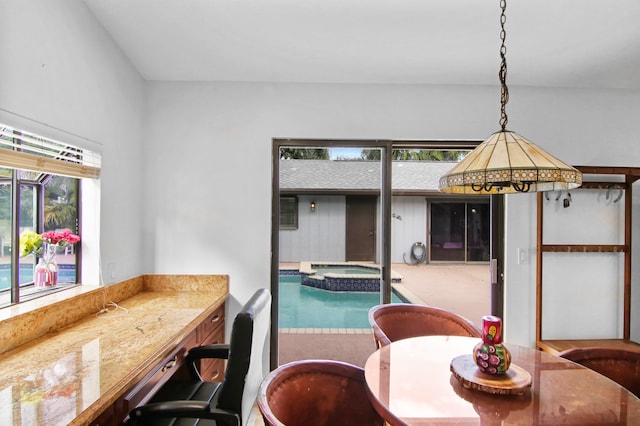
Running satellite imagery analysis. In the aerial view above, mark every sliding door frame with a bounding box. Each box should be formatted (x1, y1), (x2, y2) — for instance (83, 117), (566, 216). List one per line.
(270, 138), (494, 369)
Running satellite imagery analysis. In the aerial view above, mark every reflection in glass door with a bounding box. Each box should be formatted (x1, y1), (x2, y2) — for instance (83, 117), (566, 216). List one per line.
(467, 203), (490, 261)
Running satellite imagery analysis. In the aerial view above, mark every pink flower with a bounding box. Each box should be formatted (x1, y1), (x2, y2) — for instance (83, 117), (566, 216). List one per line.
(41, 229), (80, 247)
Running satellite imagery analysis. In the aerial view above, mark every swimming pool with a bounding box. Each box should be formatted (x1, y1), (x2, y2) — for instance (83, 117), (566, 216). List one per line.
(279, 275), (405, 328)
(299, 262), (403, 292)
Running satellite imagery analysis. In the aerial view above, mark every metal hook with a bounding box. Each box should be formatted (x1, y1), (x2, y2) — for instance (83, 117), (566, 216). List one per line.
(606, 185), (623, 203)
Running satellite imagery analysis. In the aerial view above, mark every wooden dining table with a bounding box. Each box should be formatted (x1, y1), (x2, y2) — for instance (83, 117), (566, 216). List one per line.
(364, 335), (640, 425)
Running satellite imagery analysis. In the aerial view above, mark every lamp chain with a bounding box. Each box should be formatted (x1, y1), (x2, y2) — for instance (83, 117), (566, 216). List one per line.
(499, 0), (509, 131)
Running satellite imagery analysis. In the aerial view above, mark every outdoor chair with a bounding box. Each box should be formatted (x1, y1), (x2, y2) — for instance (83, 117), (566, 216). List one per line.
(258, 359), (384, 426)
(557, 346), (640, 397)
(128, 288), (271, 426)
(368, 303), (481, 348)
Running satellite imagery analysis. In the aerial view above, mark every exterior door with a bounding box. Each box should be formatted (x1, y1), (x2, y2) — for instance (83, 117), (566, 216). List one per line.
(346, 196), (377, 261)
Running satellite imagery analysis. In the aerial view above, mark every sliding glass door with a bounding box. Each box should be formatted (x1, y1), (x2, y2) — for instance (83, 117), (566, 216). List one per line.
(429, 201), (490, 263)
(271, 139), (496, 369)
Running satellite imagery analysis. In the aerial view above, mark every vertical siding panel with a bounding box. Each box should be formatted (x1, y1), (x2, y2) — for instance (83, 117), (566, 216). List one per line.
(279, 195), (346, 262)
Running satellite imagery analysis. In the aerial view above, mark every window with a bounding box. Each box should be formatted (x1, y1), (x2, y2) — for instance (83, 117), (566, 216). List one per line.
(279, 196), (298, 229)
(0, 123), (100, 306)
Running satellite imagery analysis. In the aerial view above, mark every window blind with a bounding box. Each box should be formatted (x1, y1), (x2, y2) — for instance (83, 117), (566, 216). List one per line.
(0, 123), (100, 179)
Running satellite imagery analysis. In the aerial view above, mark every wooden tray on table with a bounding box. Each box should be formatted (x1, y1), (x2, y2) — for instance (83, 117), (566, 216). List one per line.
(450, 354), (532, 395)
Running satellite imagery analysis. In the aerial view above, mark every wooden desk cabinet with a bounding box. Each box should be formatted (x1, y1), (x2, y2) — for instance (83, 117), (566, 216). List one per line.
(197, 303), (226, 381)
(90, 405), (115, 426)
(91, 303), (226, 426)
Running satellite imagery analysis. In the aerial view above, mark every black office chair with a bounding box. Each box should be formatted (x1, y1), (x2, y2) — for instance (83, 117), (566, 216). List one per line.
(128, 288), (271, 426)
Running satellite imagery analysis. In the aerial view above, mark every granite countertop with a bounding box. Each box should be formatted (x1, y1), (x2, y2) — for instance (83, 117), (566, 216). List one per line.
(0, 275), (228, 426)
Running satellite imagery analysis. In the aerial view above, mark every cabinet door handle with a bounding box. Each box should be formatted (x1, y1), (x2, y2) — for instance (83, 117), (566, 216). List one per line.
(162, 356), (177, 372)
(211, 314), (221, 323)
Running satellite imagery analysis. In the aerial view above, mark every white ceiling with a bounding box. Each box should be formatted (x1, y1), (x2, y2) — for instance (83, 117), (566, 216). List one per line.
(84, 0), (640, 89)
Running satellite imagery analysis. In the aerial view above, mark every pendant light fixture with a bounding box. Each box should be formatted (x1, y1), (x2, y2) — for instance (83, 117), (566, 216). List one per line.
(439, 0), (582, 194)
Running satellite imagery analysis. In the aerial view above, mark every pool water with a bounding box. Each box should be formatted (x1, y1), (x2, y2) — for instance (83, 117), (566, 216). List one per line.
(279, 275), (403, 328)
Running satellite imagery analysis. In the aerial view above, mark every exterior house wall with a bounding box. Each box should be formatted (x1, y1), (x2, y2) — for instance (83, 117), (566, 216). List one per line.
(279, 195), (346, 262)
(279, 195), (430, 264)
(391, 196), (428, 263)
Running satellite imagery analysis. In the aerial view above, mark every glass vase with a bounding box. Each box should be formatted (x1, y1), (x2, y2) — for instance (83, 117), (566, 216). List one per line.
(36, 242), (59, 287)
(473, 315), (511, 375)
(34, 258), (49, 287)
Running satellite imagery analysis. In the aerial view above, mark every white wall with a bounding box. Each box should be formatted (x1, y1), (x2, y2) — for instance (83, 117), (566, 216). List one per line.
(144, 81), (640, 344)
(0, 0), (146, 284)
(540, 190), (625, 339)
(143, 83), (497, 314)
(502, 88), (640, 346)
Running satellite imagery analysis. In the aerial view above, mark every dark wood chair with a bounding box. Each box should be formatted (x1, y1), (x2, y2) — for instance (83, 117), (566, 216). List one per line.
(128, 288), (271, 426)
(258, 360), (384, 426)
(368, 303), (481, 348)
(557, 346), (640, 397)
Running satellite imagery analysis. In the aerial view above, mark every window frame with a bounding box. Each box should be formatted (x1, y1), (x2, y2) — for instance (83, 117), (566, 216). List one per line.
(0, 168), (82, 306)
(0, 122), (96, 307)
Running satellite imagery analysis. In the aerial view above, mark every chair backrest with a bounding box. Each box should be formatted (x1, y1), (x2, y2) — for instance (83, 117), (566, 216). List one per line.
(258, 360), (384, 426)
(557, 346), (640, 397)
(368, 303), (481, 348)
(217, 288), (272, 426)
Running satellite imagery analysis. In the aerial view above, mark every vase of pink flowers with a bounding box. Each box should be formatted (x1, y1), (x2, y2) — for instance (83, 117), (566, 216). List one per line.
(20, 229), (80, 288)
